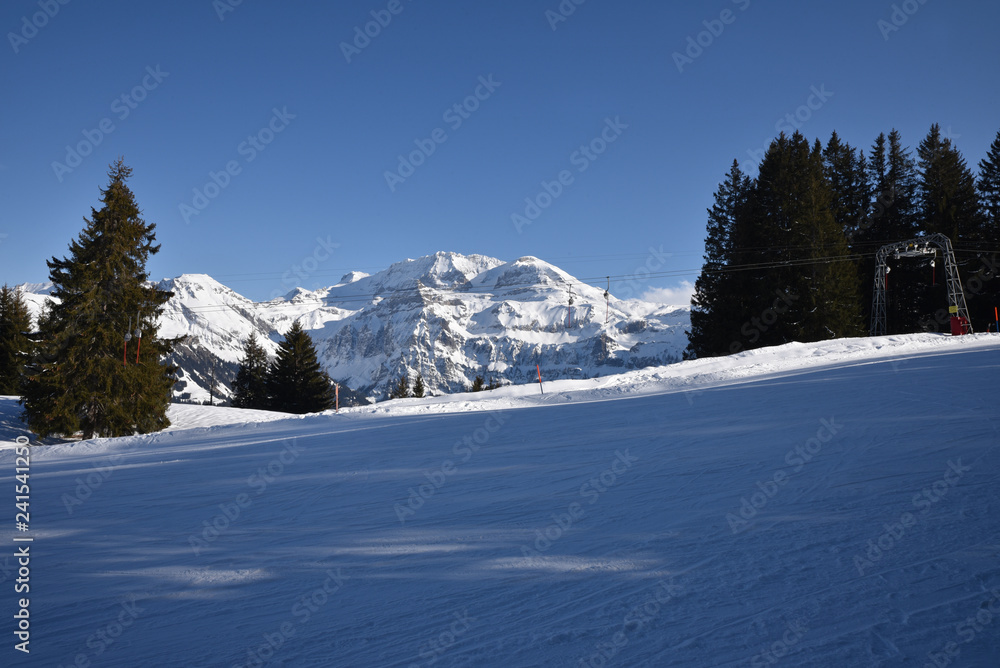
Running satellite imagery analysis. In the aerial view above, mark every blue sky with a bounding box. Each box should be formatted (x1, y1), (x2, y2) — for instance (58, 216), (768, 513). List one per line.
(2, 0), (999, 302)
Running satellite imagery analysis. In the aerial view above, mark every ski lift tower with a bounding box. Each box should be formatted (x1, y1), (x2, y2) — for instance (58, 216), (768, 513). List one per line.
(870, 233), (972, 336)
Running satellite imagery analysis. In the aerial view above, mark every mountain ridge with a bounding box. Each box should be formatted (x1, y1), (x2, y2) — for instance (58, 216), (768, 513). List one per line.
(18, 252), (691, 403)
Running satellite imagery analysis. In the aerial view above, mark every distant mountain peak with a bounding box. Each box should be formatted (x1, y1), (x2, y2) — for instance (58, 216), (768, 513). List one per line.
(336, 271), (369, 286)
(15, 281), (55, 295)
(166, 273), (226, 286)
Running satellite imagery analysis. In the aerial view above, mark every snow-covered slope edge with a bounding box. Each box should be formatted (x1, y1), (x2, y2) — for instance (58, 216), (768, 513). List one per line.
(3, 332), (994, 447)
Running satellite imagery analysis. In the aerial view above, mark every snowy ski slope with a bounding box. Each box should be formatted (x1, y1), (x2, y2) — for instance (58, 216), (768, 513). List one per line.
(1, 333), (998, 666)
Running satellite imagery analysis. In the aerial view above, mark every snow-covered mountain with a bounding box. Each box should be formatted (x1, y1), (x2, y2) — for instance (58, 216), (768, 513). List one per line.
(19, 252), (690, 402)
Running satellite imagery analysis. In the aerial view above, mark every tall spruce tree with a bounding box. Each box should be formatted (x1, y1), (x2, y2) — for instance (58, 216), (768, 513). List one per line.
(0, 285), (33, 395)
(823, 133), (872, 332)
(231, 333), (269, 409)
(917, 123), (982, 242)
(864, 131), (919, 247)
(885, 129), (920, 239)
(21, 160), (177, 439)
(744, 133), (802, 349)
(857, 132), (900, 331)
(851, 129), (919, 333)
(266, 321), (334, 413)
(979, 130), (1000, 234)
(412, 374), (425, 398)
(688, 160), (753, 357)
(910, 124), (985, 330)
(732, 133), (862, 348)
(745, 133), (800, 345)
(870, 130), (923, 333)
(974, 129), (1000, 331)
(824, 132), (871, 240)
(854, 133), (893, 330)
(861, 133), (890, 249)
(802, 139), (866, 340)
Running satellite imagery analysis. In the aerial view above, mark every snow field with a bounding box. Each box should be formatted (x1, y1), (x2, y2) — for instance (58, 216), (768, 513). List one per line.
(0, 333), (997, 666)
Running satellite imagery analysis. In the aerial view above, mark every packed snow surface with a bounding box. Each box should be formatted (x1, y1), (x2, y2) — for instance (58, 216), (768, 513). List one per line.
(1, 333), (998, 666)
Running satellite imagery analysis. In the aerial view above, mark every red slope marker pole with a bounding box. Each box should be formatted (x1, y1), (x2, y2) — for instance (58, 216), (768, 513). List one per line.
(135, 311), (142, 363)
(335, 383), (339, 413)
(995, 306), (998, 334)
(123, 318), (132, 367)
(536, 364), (544, 395)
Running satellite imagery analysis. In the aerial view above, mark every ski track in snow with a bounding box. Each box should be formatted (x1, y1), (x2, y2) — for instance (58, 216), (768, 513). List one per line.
(0, 333), (998, 666)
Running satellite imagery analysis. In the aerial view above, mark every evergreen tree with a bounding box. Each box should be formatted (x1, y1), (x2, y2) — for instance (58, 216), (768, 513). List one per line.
(940, 126), (1000, 330)
(822, 133), (873, 331)
(687, 160), (753, 357)
(824, 131), (871, 240)
(974, 129), (1000, 331)
(916, 123), (981, 242)
(21, 160), (177, 439)
(751, 136), (801, 331)
(883, 124), (984, 333)
(803, 139), (865, 340)
(0, 285), (33, 395)
(867, 130), (922, 334)
(470, 375), (485, 392)
(412, 374), (425, 398)
(864, 131), (919, 246)
(266, 321), (334, 413)
(979, 130), (1000, 234)
(860, 133), (890, 249)
(742, 133), (800, 349)
(858, 132), (912, 332)
(884, 129), (920, 239)
(231, 333), (269, 409)
(731, 133), (862, 348)
(854, 133), (892, 328)
(390, 373), (410, 399)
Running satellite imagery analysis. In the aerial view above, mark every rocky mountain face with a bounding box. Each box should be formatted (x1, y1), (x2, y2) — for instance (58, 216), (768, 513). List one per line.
(20, 252), (690, 403)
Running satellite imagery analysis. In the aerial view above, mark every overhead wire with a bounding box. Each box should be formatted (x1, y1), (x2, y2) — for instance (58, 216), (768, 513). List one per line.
(42, 242), (998, 321)
(87, 251), (877, 318)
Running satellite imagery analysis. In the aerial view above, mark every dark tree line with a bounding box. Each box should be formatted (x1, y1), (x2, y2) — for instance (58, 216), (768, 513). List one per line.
(388, 372), (425, 399)
(386, 370), (501, 399)
(232, 323), (336, 414)
(468, 375), (502, 392)
(689, 125), (1000, 358)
